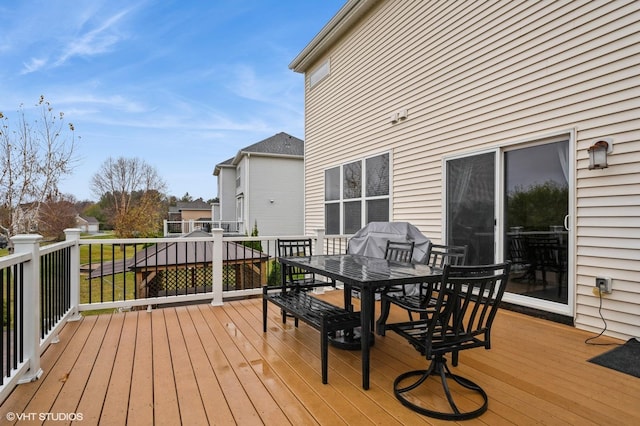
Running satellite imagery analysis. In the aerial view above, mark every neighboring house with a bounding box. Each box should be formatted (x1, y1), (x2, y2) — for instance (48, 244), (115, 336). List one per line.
(76, 215), (100, 234)
(289, 0), (640, 340)
(213, 132), (305, 236)
(167, 199), (213, 233)
(169, 199), (212, 223)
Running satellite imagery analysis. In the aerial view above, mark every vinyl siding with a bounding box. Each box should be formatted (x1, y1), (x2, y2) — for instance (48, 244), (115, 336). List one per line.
(300, 0), (640, 339)
(246, 156), (304, 236)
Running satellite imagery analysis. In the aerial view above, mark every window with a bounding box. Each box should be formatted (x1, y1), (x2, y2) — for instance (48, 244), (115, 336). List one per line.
(309, 59), (330, 88)
(325, 153), (390, 234)
(236, 166), (241, 188)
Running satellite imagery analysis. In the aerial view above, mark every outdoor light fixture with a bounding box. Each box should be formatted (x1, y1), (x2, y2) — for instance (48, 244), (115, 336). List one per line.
(588, 139), (611, 170)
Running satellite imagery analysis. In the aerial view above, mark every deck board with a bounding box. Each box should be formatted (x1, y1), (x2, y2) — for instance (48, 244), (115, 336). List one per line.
(75, 313), (123, 424)
(1, 292), (638, 425)
(101, 312), (137, 425)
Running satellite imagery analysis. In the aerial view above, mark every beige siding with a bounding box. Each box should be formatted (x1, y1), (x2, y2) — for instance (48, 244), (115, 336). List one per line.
(300, 0), (640, 339)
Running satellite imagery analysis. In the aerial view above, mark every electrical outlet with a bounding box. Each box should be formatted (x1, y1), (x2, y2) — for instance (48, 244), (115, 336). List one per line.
(595, 276), (612, 293)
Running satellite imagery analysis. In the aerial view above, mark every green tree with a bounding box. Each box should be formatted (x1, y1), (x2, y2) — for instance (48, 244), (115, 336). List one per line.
(243, 221), (263, 252)
(507, 181), (568, 230)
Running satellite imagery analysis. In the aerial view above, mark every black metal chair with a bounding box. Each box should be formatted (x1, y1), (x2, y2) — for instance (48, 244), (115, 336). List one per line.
(388, 262), (511, 420)
(377, 244), (467, 335)
(384, 240), (415, 262)
(345, 240), (416, 333)
(382, 240), (416, 292)
(277, 238), (324, 286)
(526, 236), (566, 296)
(276, 238), (331, 326)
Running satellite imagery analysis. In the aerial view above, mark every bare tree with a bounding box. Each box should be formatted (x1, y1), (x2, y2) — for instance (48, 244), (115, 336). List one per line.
(91, 157), (167, 237)
(0, 96), (79, 248)
(38, 193), (78, 241)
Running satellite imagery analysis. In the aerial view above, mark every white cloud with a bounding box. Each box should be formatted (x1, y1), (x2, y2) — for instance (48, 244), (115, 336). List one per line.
(54, 9), (131, 67)
(21, 57), (47, 74)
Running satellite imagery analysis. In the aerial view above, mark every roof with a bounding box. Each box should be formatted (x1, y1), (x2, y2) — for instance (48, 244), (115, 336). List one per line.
(89, 231), (270, 278)
(176, 200), (210, 211)
(214, 132), (304, 175)
(289, 0), (380, 73)
(78, 215), (100, 224)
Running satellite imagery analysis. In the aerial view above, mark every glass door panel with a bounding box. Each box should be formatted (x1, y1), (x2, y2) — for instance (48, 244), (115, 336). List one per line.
(504, 141), (569, 305)
(446, 152), (496, 265)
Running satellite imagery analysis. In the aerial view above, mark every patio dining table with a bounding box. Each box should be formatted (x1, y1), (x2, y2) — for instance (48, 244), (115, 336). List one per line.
(278, 254), (442, 390)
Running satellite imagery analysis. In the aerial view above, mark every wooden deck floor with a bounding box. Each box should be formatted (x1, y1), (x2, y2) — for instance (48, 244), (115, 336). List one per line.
(1, 291), (639, 425)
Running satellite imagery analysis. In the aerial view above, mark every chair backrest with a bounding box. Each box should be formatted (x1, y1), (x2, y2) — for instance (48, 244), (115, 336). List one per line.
(384, 240), (415, 263)
(277, 238), (315, 285)
(526, 236), (562, 268)
(427, 262), (511, 358)
(427, 244), (468, 268)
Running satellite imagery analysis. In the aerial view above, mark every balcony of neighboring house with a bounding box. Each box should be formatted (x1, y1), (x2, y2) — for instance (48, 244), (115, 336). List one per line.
(0, 230), (638, 424)
(166, 199), (243, 236)
(163, 219), (243, 236)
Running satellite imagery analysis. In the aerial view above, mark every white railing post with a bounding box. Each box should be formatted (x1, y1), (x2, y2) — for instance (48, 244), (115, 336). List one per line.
(163, 220), (168, 236)
(12, 234), (44, 383)
(65, 228), (83, 321)
(315, 229), (326, 255)
(211, 228), (224, 306)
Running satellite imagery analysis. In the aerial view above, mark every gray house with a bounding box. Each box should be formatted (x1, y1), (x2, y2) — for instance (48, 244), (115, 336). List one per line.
(213, 132), (305, 236)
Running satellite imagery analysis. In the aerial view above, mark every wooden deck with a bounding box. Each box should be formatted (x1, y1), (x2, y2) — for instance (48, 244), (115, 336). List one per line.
(1, 291), (639, 425)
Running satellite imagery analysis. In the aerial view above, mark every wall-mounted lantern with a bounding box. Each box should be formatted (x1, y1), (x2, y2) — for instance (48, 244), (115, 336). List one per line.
(588, 139), (611, 170)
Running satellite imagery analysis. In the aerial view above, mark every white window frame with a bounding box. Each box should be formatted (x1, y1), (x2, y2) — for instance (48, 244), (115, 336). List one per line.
(324, 152), (391, 235)
(309, 58), (330, 88)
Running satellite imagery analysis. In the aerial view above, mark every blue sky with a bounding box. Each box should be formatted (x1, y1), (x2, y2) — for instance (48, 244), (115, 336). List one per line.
(0, 0), (345, 201)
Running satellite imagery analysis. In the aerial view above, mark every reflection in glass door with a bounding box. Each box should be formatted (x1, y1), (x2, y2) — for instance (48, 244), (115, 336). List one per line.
(446, 152), (496, 266)
(504, 141), (569, 305)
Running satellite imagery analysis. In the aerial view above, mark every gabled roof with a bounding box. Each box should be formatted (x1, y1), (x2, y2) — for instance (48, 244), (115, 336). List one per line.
(213, 132), (304, 175)
(176, 200), (210, 211)
(89, 230), (270, 278)
(78, 215), (100, 224)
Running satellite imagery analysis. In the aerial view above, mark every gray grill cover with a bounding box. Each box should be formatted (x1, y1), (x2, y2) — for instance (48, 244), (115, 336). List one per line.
(347, 222), (431, 263)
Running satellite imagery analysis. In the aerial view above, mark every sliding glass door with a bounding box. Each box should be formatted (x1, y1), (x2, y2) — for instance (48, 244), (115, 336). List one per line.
(504, 141), (569, 305)
(445, 139), (571, 312)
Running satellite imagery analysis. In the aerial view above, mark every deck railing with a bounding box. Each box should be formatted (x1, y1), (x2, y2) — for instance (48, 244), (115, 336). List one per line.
(163, 219), (243, 236)
(0, 228), (347, 401)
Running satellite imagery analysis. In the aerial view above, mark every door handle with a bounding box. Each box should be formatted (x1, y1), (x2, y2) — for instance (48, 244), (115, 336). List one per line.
(564, 215), (570, 231)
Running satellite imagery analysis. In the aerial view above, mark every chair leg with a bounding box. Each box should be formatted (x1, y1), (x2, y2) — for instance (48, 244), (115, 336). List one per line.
(394, 355), (488, 420)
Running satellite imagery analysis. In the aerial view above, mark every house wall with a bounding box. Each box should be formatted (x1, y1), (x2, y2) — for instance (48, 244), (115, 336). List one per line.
(246, 155), (304, 236)
(180, 209), (211, 221)
(300, 0), (640, 339)
(217, 167), (237, 222)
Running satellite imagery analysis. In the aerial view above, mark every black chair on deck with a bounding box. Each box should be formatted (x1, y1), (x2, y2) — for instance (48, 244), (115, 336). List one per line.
(377, 244), (467, 335)
(343, 240), (415, 332)
(382, 240), (416, 292)
(388, 262), (510, 420)
(275, 238), (329, 326)
(384, 240), (415, 262)
(277, 238), (324, 286)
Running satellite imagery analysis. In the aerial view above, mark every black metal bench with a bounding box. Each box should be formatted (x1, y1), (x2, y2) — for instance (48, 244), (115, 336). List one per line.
(263, 283), (361, 384)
